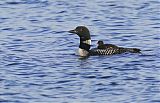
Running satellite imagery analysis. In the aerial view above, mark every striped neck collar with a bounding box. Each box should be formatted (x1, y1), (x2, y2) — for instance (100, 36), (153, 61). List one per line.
(79, 39), (91, 52)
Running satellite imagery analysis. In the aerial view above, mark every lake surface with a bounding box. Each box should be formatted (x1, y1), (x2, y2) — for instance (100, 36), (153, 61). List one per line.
(0, 0), (160, 103)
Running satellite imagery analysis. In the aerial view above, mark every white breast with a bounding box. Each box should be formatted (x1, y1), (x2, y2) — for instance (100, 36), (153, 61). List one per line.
(78, 48), (89, 57)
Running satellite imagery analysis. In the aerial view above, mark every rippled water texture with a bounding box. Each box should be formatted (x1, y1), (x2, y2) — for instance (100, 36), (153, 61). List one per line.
(0, 0), (160, 103)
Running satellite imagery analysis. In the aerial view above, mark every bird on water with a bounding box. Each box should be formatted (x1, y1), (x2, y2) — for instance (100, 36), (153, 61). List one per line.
(68, 26), (141, 57)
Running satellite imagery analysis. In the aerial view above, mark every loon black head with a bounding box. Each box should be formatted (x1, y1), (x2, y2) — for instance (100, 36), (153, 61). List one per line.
(69, 26), (91, 56)
(69, 26), (91, 40)
(97, 40), (107, 49)
(97, 40), (104, 45)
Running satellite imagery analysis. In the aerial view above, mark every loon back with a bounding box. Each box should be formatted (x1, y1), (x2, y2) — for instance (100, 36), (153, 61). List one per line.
(89, 47), (141, 56)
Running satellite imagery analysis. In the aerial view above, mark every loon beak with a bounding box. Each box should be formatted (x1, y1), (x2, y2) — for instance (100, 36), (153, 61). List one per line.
(68, 29), (77, 34)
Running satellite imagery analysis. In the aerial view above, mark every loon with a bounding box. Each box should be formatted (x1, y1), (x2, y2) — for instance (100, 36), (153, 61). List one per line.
(97, 40), (141, 53)
(97, 40), (118, 49)
(69, 26), (141, 57)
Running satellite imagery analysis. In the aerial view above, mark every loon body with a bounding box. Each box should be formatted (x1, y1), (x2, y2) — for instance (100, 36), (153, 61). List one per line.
(69, 26), (141, 57)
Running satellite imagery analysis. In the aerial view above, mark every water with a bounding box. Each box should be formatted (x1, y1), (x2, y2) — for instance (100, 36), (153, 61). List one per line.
(0, 0), (160, 103)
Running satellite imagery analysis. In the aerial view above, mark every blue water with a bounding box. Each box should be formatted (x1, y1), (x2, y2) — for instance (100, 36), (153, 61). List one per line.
(0, 0), (160, 103)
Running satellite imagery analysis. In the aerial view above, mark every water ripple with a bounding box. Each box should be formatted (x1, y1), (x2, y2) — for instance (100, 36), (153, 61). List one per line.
(0, 0), (160, 103)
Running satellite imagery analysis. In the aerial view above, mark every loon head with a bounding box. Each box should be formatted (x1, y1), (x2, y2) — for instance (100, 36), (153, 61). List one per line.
(97, 40), (104, 45)
(69, 26), (91, 57)
(69, 26), (91, 40)
(97, 40), (106, 49)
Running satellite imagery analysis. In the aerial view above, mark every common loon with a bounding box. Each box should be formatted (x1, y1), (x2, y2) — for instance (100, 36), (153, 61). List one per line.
(69, 26), (141, 57)
(97, 40), (118, 49)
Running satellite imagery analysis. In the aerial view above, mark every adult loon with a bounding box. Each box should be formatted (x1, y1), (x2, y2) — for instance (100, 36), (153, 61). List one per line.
(69, 26), (141, 57)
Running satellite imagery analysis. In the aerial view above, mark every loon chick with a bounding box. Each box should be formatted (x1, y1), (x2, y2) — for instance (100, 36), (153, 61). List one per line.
(97, 40), (118, 49)
(97, 40), (141, 53)
(69, 26), (141, 57)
